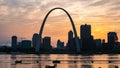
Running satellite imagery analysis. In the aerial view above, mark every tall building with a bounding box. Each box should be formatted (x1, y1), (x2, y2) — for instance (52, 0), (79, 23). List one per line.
(11, 36), (17, 48)
(80, 24), (95, 51)
(66, 30), (76, 51)
(43, 36), (52, 49)
(68, 30), (73, 40)
(80, 24), (91, 39)
(32, 33), (40, 49)
(107, 32), (118, 49)
(108, 32), (118, 44)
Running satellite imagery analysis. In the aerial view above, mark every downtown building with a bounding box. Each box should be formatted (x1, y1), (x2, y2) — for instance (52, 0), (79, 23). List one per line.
(107, 32), (118, 50)
(66, 30), (76, 52)
(57, 40), (64, 49)
(11, 36), (17, 48)
(80, 24), (95, 51)
(42, 36), (52, 50)
(32, 33), (40, 51)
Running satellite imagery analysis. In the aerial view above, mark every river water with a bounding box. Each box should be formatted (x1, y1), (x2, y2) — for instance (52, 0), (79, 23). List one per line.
(0, 54), (120, 68)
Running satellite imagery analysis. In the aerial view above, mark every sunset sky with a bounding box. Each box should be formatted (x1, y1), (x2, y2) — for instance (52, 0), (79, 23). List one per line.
(0, 0), (120, 46)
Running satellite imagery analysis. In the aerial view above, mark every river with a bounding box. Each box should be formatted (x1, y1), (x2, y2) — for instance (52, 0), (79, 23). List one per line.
(0, 54), (120, 68)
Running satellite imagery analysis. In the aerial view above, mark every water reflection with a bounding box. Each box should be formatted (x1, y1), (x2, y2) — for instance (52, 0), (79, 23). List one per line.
(81, 55), (92, 68)
(68, 55), (79, 68)
(92, 54), (109, 68)
(0, 54), (120, 68)
(0, 55), (11, 68)
(108, 54), (119, 68)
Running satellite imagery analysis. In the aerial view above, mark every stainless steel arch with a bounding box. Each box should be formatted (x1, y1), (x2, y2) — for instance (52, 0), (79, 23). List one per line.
(37, 7), (80, 52)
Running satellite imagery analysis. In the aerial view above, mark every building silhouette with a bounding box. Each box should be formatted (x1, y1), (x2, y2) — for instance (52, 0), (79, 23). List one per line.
(11, 36), (17, 48)
(8, 23), (120, 53)
(81, 24), (91, 39)
(43, 36), (52, 50)
(107, 32), (118, 49)
(68, 30), (73, 40)
(66, 30), (76, 51)
(80, 24), (95, 51)
(32, 33), (40, 50)
(21, 40), (31, 49)
(57, 40), (64, 49)
(94, 39), (102, 50)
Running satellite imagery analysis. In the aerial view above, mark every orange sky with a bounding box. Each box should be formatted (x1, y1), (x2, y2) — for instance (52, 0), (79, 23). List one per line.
(0, 0), (120, 46)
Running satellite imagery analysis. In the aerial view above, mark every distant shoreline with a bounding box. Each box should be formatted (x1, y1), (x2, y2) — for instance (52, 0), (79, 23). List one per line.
(0, 52), (120, 55)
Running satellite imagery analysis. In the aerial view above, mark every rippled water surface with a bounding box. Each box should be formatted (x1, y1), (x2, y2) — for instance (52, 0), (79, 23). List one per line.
(0, 54), (120, 68)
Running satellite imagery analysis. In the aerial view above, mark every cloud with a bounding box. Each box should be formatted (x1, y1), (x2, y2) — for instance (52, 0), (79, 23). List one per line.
(89, 0), (111, 6)
(0, 0), (120, 45)
(2, 0), (38, 8)
(110, 6), (120, 11)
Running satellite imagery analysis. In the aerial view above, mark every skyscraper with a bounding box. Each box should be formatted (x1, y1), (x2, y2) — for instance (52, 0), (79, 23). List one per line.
(80, 24), (91, 39)
(43, 36), (52, 49)
(68, 30), (73, 40)
(11, 36), (17, 48)
(107, 32), (118, 49)
(32, 33), (40, 50)
(80, 24), (95, 51)
(66, 30), (76, 51)
(108, 32), (118, 44)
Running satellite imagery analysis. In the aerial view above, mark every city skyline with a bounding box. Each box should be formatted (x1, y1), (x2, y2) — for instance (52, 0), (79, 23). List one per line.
(0, 0), (120, 47)
(9, 23), (120, 53)
(11, 24), (119, 48)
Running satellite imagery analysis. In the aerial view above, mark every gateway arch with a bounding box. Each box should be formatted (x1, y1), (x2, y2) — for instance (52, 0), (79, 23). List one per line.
(37, 7), (80, 53)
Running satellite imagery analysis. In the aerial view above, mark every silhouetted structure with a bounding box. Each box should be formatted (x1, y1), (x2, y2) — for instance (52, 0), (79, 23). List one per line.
(107, 32), (118, 49)
(68, 30), (73, 40)
(80, 24), (95, 51)
(66, 30), (76, 51)
(81, 24), (91, 38)
(38, 7), (80, 53)
(11, 36), (17, 48)
(43, 36), (52, 50)
(21, 40), (31, 49)
(94, 39), (102, 50)
(32, 33), (40, 50)
(57, 40), (64, 49)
